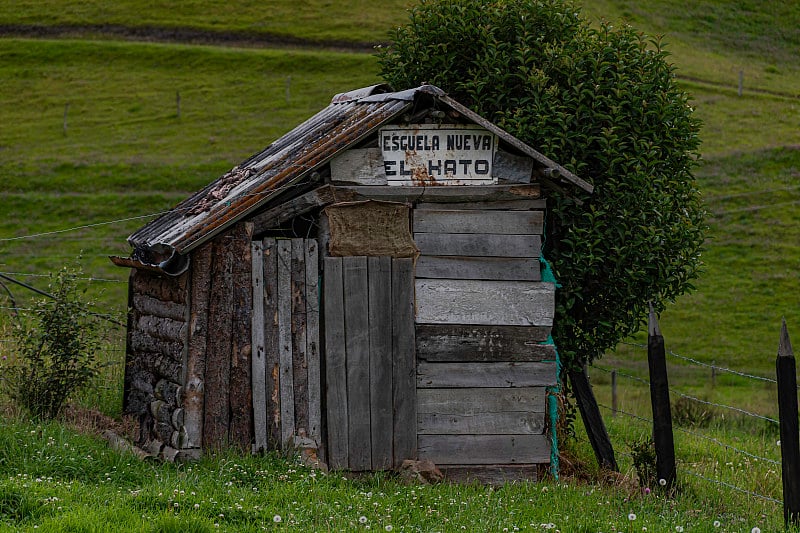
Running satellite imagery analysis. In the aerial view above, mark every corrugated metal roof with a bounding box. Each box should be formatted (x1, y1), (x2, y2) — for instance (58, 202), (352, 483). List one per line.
(122, 83), (591, 272)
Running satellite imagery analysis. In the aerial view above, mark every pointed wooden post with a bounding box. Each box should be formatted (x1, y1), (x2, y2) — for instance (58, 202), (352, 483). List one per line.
(648, 305), (676, 490)
(776, 319), (800, 527)
(569, 365), (618, 471)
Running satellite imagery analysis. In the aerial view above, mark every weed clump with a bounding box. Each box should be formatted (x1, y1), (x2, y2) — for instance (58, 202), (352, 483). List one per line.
(1, 267), (102, 419)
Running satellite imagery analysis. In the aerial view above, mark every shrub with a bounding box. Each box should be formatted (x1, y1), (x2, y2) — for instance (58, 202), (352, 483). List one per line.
(2, 267), (102, 419)
(379, 0), (706, 371)
(628, 434), (657, 488)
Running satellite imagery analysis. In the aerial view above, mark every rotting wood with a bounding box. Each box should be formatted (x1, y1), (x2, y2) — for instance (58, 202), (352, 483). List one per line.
(330, 148), (387, 185)
(415, 279), (554, 326)
(392, 257), (416, 466)
(418, 434), (550, 465)
(416, 324), (553, 362)
(229, 223), (254, 450)
(291, 239), (310, 440)
(305, 240), (321, 448)
(130, 331), (183, 359)
(441, 465), (538, 485)
(369, 256), (393, 470)
(250, 185), (337, 234)
(251, 241), (268, 452)
(332, 184), (541, 204)
(137, 315), (185, 343)
(414, 233), (540, 258)
(413, 209), (543, 235)
(417, 361), (556, 388)
(417, 411), (545, 435)
(343, 256), (371, 471)
(277, 239), (296, 448)
(324, 257), (348, 469)
(132, 273), (188, 304)
(133, 294), (187, 322)
(184, 243), (212, 449)
(417, 388), (546, 414)
(415, 256), (540, 281)
(203, 235), (236, 449)
(262, 239), (281, 448)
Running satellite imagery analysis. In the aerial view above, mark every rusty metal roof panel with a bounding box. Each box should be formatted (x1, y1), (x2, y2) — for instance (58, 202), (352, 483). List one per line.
(128, 90), (413, 256)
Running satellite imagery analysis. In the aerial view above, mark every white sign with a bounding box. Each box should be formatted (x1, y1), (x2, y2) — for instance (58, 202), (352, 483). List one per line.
(380, 124), (497, 185)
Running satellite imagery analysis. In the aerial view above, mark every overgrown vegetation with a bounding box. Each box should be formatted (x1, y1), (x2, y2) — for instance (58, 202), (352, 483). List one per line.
(379, 0), (706, 371)
(1, 267), (103, 419)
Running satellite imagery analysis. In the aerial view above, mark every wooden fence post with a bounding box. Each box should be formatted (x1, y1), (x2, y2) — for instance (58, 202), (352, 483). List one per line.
(569, 365), (618, 471)
(647, 305), (676, 490)
(776, 319), (800, 527)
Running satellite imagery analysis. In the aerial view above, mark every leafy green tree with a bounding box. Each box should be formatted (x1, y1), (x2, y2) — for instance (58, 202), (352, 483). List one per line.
(379, 0), (705, 370)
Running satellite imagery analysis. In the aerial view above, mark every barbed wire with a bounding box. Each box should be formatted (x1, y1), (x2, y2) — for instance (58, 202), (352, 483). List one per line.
(594, 365), (779, 424)
(620, 341), (777, 384)
(597, 402), (780, 467)
(682, 468), (782, 505)
(0, 272), (127, 283)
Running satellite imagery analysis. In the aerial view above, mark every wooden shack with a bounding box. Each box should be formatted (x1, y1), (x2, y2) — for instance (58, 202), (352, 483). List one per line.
(112, 84), (593, 481)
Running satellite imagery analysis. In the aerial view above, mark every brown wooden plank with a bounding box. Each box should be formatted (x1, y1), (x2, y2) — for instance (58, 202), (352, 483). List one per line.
(414, 233), (540, 258)
(291, 239), (309, 440)
(417, 411), (545, 435)
(277, 239), (295, 449)
(132, 294), (187, 322)
(250, 185), (336, 234)
(343, 256), (371, 470)
(136, 315), (185, 343)
(417, 361), (556, 388)
(330, 148), (387, 185)
(368, 256), (393, 470)
(251, 240), (268, 452)
(392, 257), (417, 466)
(415, 256), (540, 281)
(416, 324), (553, 362)
(440, 465), (538, 484)
(262, 238), (281, 449)
(305, 240), (322, 447)
(413, 209), (543, 235)
(323, 257), (348, 469)
(415, 279), (554, 326)
(184, 242), (212, 449)
(332, 184), (541, 203)
(417, 388), (546, 414)
(228, 223), (254, 450)
(203, 236), (235, 449)
(417, 434), (550, 465)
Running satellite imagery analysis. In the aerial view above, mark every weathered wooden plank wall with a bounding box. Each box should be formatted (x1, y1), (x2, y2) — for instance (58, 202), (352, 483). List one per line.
(413, 203), (554, 479)
(252, 237), (321, 452)
(324, 256), (416, 471)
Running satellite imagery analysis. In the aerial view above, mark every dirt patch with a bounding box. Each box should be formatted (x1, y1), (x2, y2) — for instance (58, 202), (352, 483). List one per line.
(0, 23), (382, 53)
(61, 404), (138, 443)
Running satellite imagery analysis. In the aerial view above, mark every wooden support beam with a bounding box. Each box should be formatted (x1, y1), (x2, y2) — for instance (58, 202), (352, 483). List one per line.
(569, 365), (618, 471)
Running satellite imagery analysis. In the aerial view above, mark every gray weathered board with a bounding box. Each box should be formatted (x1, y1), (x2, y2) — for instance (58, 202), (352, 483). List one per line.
(417, 361), (556, 388)
(415, 324), (554, 362)
(251, 237), (320, 453)
(324, 256), (415, 471)
(418, 410), (545, 435)
(418, 434), (550, 465)
(415, 279), (554, 326)
(417, 387), (546, 414)
(414, 233), (540, 258)
(415, 256), (540, 281)
(330, 148), (387, 185)
(413, 209), (543, 235)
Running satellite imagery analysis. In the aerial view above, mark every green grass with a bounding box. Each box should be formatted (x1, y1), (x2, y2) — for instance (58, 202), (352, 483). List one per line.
(0, 415), (790, 532)
(0, 0), (413, 44)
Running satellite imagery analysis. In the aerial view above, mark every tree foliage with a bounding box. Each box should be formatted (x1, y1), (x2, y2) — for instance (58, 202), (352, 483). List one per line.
(379, 0), (706, 369)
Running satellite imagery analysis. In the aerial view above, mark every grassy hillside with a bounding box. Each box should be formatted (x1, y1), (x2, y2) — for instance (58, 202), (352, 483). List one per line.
(0, 0), (797, 370)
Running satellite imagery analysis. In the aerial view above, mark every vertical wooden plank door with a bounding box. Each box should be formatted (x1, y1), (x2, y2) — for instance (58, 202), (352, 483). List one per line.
(251, 238), (321, 453)
(324, 256), (415, 471)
